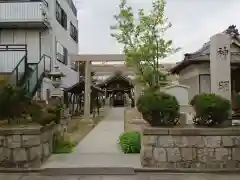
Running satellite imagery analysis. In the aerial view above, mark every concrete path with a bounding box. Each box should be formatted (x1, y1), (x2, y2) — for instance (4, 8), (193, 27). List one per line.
(3, 173), (240, 180)
(43, 108), (140, 168)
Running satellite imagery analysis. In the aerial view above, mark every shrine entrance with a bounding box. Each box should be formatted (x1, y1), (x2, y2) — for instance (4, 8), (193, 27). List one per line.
(112, 91), (125, 107)
(98, 72), (134, 107)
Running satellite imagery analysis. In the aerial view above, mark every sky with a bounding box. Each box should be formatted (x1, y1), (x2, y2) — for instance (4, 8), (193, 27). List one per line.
(75, 0), (240, 63)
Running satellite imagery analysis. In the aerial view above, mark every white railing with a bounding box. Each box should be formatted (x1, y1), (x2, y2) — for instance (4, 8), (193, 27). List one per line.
(0, 2), (48, 23)
(0, 45), (27, 73)
(0, 51), (25, 72)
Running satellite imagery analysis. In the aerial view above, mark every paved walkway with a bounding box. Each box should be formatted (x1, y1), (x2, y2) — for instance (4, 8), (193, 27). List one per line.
(43, 108), (140, 168)
(2, 173), (240, 180)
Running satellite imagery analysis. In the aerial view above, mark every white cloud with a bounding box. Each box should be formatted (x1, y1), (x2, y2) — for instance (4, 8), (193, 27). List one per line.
(77, 0), (240, 62)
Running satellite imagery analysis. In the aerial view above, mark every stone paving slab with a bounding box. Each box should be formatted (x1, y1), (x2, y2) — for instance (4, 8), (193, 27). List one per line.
(43, 108), (141, 168)
(74, 108), (125, 154)
(3, 173), (240, 180)
(43, 154), (140, 168)
(0, 173), (25, 180)
(42, 167), (135, 175)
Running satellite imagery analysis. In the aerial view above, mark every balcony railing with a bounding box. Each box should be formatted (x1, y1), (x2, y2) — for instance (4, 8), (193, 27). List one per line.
(0, 1), (49, 28)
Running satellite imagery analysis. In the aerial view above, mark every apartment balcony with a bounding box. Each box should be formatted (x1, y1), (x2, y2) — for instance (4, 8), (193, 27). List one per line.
(0, 1), (50, 29)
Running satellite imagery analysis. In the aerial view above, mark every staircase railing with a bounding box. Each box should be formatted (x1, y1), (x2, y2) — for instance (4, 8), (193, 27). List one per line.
(25, 54), (51, 95)
(7, 55), (27, 86)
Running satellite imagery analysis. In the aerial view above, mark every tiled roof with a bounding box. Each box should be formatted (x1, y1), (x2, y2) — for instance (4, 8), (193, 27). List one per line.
(170, 25), (240, 74)
(97, 73), (133, 87)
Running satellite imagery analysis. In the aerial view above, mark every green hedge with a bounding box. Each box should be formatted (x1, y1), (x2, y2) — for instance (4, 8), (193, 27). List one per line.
(137, 89), (180, 126)
(118, 131), (141, 153)
(190, 93), (230, 127)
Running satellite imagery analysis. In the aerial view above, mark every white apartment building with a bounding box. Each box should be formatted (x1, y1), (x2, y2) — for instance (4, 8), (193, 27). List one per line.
(0, 0), (79, 100)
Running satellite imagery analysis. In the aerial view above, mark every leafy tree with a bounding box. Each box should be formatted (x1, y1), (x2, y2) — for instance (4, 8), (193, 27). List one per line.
(111, 0), (179, 89)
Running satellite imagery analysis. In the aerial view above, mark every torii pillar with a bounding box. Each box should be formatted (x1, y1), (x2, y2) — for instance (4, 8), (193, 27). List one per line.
(84, 60), (92, 121)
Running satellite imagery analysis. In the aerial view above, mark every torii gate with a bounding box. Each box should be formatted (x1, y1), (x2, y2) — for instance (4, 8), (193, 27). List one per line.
(71, 54), (141, 121)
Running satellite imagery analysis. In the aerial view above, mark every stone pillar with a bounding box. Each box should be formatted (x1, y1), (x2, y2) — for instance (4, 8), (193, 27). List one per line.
(210, 33), (231, 101)
(84, 60), (91, 121)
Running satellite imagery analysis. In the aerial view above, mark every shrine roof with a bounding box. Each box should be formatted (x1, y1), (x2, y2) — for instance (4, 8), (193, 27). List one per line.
(97, 72), (134, 88)
(65, 78), (103, 94)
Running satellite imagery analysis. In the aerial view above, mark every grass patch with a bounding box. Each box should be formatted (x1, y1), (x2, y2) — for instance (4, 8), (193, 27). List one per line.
(53, 145), (75, 154)
(67, 108), (107, 143)
(52, 132), (77, 154)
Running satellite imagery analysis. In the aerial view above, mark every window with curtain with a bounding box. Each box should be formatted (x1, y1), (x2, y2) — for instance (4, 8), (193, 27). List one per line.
(56, 42), (68, 65)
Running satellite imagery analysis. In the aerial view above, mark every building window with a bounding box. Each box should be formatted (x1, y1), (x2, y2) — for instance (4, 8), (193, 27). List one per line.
(42, 0), (48, 7)
(66, 0), (77, 16)
(56, 1), (67, 29)
(70, 22), (78, 43)
(63, 47), (68, 65)
(57, 42), (68, 65)
(56, 2), (62, 23)
(199, 74), (211, 93)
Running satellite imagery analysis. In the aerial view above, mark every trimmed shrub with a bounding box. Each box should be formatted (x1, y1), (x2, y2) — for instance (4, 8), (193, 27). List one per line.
(118, 132), (141, 153)
(137, 89), (180, 126)
(46, 104), (63, 124)
(27, 100), (63, 126)
(0, 85), (31, 123)
(190, 93), (230, 127)
(34, 112), (56, 126)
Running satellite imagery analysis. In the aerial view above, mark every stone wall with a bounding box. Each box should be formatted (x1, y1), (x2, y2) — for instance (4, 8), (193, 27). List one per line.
(124, 108), (148, 132)
(126, 119), (149, 132)
(141, 127), (240, 169)
(0, 124), (55, 168)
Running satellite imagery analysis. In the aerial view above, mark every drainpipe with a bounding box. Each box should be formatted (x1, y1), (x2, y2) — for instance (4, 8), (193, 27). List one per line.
(48, 0), (57, 70)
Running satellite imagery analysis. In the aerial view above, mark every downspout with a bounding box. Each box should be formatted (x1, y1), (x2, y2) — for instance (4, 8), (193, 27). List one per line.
(48, 0), (57, 70)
